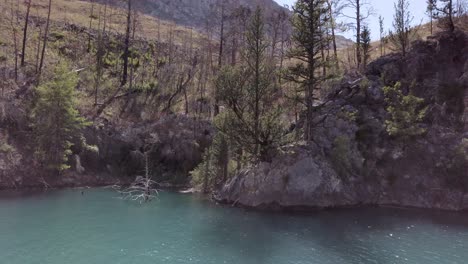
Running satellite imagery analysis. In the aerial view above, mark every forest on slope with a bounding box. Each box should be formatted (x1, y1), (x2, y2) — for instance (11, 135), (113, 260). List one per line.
(0, 0), (467, 209)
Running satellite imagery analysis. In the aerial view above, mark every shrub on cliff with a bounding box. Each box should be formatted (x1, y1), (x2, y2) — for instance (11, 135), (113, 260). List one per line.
(383, 82), (428, 138)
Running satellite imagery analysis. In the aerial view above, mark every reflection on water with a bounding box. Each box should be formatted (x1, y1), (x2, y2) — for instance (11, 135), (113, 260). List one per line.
(0, 189), (467, 264)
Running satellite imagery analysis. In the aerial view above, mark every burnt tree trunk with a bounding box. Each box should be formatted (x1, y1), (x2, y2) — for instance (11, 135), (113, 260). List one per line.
(20, 0), (32, 67)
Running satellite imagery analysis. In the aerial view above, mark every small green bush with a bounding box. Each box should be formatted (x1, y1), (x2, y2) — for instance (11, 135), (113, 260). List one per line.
(383, 82), (427, 138)
(0, 142), (14, 153)
(49, 32), (65, 41)
(337, 107), (358, 122)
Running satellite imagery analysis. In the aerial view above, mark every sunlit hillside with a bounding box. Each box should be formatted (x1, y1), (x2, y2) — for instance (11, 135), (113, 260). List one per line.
(0, 0), (202, 46)
(337, 15), (468, 70)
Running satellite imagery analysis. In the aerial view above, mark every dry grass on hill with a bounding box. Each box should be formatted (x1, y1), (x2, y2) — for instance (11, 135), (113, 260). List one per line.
(336, 16), (468, 71)
(0, 0), (202, 46)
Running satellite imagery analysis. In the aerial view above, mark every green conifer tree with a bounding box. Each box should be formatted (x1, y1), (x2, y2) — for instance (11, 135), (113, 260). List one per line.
(286, 0), (330, 140)
(360, 26), (371, 68)
(32, 62), (89, 172)
(215, 7), (283, 162)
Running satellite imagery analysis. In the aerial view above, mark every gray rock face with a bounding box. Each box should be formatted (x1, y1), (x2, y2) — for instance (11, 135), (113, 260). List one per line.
(217, 30), (468, 211)
(217, 143), (468, 211)
(218, 145), (362, 208)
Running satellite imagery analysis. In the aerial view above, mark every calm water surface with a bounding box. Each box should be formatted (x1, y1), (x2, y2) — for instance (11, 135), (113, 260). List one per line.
(0, 189), (467, 264)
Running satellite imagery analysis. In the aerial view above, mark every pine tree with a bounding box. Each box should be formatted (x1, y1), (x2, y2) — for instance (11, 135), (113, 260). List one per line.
(32, 62), (89, 172)
(360, 26), (371, 68)
(191, 7), (284, 188)
(215, 7), (283, 162)
(379, 15), (385, 56)
(286, 0), (330, 141)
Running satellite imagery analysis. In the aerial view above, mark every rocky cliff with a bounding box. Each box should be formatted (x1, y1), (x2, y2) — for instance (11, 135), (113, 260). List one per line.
(217, 30), (468, 211)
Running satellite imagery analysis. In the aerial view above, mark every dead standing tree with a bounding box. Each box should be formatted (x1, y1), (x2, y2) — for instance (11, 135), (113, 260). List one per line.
(21, 0), (32, 67)
(341, 0), (373, 70)
(7, 0), (19, 82)
(38, 0), (52, 77)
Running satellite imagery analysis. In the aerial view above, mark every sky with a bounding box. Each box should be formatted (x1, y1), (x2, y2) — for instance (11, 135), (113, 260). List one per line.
(273, 0), (428, 41)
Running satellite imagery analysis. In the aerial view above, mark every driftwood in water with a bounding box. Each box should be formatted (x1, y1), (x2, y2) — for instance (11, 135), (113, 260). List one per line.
(113, 152), (159, 203)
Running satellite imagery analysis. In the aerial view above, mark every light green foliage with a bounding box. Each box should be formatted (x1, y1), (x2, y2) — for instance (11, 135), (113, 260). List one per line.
(129, 47), (141, 68)
(32, 62), (90, 172)
(103, 52), (120, 68)
(133, 81), (158, 93)
(0, 142), (14, 153)
(383, 82), (427, 138)
(337, 107), (358, 122)
(50, 32), (66, 41)
(79, 136), (99, 154)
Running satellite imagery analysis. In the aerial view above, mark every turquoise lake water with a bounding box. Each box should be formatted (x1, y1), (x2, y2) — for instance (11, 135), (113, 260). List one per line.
(0, 188), (467, 264)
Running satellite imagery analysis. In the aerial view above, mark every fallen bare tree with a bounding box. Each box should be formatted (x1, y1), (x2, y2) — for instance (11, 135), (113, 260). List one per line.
(113, 152), (159, 203)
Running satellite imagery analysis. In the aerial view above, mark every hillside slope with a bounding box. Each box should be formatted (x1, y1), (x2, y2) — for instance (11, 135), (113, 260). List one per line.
(0, 0), (201, 46)
(87, 0), (354, 49)
(90, 0), (288, 29)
